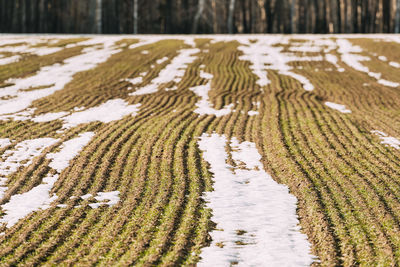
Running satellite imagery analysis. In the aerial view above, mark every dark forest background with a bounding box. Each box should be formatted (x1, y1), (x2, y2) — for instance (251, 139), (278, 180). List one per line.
(1, 0), (400, 34)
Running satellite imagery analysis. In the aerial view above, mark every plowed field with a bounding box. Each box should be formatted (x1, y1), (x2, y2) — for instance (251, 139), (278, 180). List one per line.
(0, 35), (399, 266)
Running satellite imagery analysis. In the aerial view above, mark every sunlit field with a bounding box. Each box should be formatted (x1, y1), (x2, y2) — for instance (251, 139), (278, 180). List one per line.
(0, 35), (399, 266)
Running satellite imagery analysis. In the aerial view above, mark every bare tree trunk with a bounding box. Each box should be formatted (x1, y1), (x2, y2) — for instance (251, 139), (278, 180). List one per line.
(212, 0), (218, 33)
(395, 0), (400, 32)
(257, 0), (267, 32)
(228, 0), (236, 33)
(96, 0), (102, 33)
(192, 0), (205, 33)
(291, 0), (296, 33)
(133, 0), (138, 33)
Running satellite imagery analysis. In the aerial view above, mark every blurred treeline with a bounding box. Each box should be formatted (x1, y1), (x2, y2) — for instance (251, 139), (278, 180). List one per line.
(1, 0), (400, 34)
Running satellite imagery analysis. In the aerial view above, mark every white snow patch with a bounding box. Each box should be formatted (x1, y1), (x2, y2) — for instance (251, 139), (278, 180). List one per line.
(0, 138), (59, 177)
(0, 132), (94, 228)
(325, 54), (345, 72)
(0, 138), (58, 201)
(337, 39), (399, 87)
(325, 102), (351, 113)
(377, 79), (400, 88)
(81, 193), (93, 200)
(378, 55), (387, 61)
(190, 83), (233, 117)
(289, 46), (322, 53)
(156, 57), (168, 64)
(61, 99), (141, 128)
(141, 50), (149, 54)
(0, 138), (11, 148)
(0, 55), (21, 65)
(125, 77), (143, 85)
(238, 38), (321, 91)
(46, 132), (95, 173)
(371, 130), (400, 150)
(200, 70), (213, 80)
(0, 173), (59, 228)
(0, 108), (36, 121)
(247, 110), (259, 116)
(130, 48), (200, 96)
(0, 45), (62, 56)
(32, 111), (69, 123)
(73, 106), (85, 112)
(198, 133), (316, 266)
(0, 37), (123, 116)
(389, 61), (400, 68)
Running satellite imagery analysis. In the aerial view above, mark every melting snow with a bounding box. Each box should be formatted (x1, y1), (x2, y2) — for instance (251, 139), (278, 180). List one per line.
(61, 99), (141, 128)
(0, 55), (21, 65)
(46, 132), (95, 173)
(238, 38), (321, 91)
(190, 70), (233, 117)
(0, 173), (59, 228)
(378, 55), (387, 61)
(0, 45), (63, 56)
(325, 54), (345, 72)
(0, 138), (11, 148)
(0, 138), (59, 201)
(325, 102), (351, 113)
(337, 39), (399, 88)
(200, 70), (214, 80)
(377, 79), (400, 88)
(0, 138), (59, 178)
(32, 111), (69, 123)
(0, 132), (94, 228)
(0, 37), (123, 116)
(191, 83), (233, 117)
(130, 48), (200, 96)
(81, 193), (93, 200)
(125, 77), (143, 85)
(389, 61), (400, 68)
(371, 130), (400, 150)
(247, 110), (259, 116)
(198, 133), (316, 266)
(156, 57), (168, 64)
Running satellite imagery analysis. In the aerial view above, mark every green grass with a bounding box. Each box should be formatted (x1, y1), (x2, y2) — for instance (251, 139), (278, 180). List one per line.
(0, 36), (399, 266)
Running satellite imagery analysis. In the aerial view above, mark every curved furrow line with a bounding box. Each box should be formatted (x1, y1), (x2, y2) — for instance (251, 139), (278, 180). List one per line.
(32, 40), (184, 114)
(42, 119), (165, 264)
(0, 120), (61, 143)
(94, 111), (197, 265)
(0, 123), (99, 261)
(111, 112), (198, 263)
(294, 91), (398, 262)
(20, 116), (162, 266)
(308, 94), (400, 199)
(70, 96), (197, 264)
(159, 115), (216, 265)
(274, 77), (352, 265)
(291, 91), (391, 262)
(42, 108), (161, 264)
(128, 114), (201, 265)
(8, 106), (168, 265)
(278, 83), (369, 265)
(0, 125), (100, 261)
(320, 93), (400, 172)
(0, 46), (85, 85)
(319, 67), (400, 123)
(2, 124), (94, 200)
